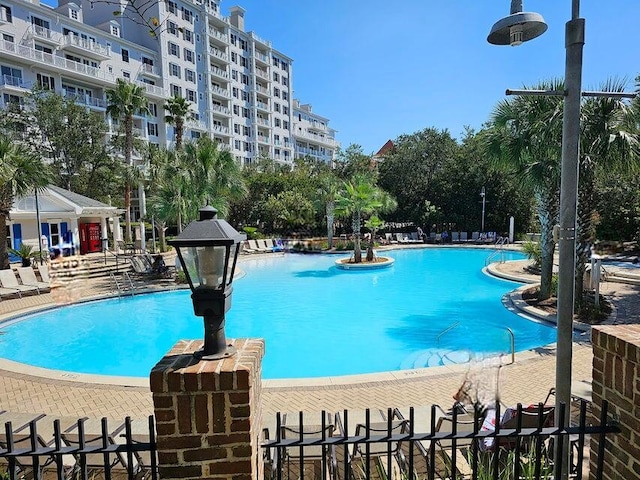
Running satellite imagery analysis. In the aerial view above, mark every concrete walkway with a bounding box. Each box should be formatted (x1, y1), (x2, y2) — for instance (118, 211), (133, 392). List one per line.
(1, 250), (638, 424)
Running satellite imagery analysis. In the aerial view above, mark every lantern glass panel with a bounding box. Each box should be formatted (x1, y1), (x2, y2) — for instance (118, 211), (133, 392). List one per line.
(181, 245), (227, 289)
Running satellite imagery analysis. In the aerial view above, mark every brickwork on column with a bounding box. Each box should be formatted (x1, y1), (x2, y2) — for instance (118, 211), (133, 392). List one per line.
(150, 338), (265, 480)
(591, 325), (640, 480)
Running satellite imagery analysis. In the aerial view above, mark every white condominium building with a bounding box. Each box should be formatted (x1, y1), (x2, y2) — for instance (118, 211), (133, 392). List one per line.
(0, 0), (339, 169)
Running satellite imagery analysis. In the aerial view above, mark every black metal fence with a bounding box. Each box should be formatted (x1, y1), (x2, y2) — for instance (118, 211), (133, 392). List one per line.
(0, 415), (157, 480)
(262, 400), (620, 480)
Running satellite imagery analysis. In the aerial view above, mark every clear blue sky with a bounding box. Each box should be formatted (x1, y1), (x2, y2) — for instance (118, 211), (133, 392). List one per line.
(231, 1), (640, 154)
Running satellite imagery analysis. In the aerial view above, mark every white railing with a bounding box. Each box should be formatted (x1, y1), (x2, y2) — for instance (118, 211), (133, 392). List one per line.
(210, 104), (230, 115)
(140, 64), (159, 76)
(210, 85), (230, 98)
(210, 29), (227, 42)
(254, 68), (269, 80)
(211, 124), (229, 134)
(254, 51), (268, 63)
(62, 34), (111, 57)
(257, 136), (269, 144)
(0, 40), (114, 82)
(255, 118), (270, 127)
(253, 84), (268, 95)
(209, 47), (228, 61)
(136, 81), (165, 97)
(251, 32), (271, 47)
(294, 130), (338, 147)
(31, 25), (60, 43)
(255, 101), (268, 110)
(0, 74), (29, 88)
(66, 93), (107, 108)
(209, 67), (229, 79)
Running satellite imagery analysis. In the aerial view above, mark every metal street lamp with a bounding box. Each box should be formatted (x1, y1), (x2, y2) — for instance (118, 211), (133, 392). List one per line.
(488, 1), (584, 477)
(480, 186), (486, 233)
(168, 206), (245, 360)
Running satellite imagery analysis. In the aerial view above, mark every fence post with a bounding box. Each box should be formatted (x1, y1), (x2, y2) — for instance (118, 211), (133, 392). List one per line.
(150, 339), (265, 480)
(591, 325), (640, 480)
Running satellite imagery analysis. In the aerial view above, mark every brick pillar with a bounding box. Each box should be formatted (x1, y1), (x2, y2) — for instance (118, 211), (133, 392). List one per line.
(151, 339), (265, 480)
(591, 325), (640, 480)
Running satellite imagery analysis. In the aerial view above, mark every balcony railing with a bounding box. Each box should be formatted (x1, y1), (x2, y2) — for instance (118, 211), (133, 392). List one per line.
(251, 32), (271, 48)
(61, 33), (111, 57)
(136, 81), (165, 97)
(210, 85), (230, 98)
(253, 84), (268, 95)
(255, 101), (269, 111)
(0, 40), (114, 83)
(66, 93), (107, 109)
(210, 104), (230, 115)
(0, 74), (30, 89)
(210, 67), (229, 79)
(210, 29), (228, 43)
(31, 25), (60, 43)
(211, 124), (230, 135)
(209, 48), (228, 61)
(254, 51), (268, 63)
(140, 64), (159, 76)
(254, 68), (269, 81)
(257, 135), (269, 144)
(255, 118), (270, 127)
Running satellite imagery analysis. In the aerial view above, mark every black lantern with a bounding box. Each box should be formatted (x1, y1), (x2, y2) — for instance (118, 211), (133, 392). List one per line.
(168, 206), (245, 360)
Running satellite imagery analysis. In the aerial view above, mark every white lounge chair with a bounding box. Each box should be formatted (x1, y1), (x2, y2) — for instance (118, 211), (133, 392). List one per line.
(16, 266), (50, 292)
(460, 231), (468, 242)
(0, 269), (40, 296)
(451, 231), (460, 242)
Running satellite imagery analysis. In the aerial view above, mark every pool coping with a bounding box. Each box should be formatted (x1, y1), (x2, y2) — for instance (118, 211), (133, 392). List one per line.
(0, 247), (569, 389)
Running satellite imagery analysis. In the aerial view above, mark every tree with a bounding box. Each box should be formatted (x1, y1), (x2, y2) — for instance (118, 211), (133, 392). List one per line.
(315, 172), (340, 248)
(164, 96), (192, 150)
(0, 134), (51, 269)
(575, 78), (639, 308)
(334, 144), (376, 181)
(335, 175), (396, 263)
(378, 128), (460, 225)
(484, 80), (564, 301)
(262, 191), (315, 234)
(106, 79), (150, 242)
(364, 215), (385, 261)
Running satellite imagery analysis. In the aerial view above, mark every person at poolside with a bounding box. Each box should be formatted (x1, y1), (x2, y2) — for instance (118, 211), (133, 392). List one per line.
(416, 226), (424, 242)
(441, 230), (449, 244)
(152, 255), (168, 275)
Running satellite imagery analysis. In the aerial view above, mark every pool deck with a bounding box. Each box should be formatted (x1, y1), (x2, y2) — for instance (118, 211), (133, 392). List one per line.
(1, 247), (639, 424)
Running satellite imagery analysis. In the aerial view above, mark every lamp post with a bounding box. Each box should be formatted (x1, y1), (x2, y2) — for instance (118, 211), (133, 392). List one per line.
(168, 206), (245, 360)
(480, 186), (486, 233)
(488, 1), (584, 477)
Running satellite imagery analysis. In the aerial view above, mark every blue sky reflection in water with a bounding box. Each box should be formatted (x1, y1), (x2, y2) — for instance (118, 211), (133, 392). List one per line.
(0, 249), (556, 379)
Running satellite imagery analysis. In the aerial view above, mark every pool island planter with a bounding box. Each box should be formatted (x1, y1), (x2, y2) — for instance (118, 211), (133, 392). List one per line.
(335, 256), (395, 270)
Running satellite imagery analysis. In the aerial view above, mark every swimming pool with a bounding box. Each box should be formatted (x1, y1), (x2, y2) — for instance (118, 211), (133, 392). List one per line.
(0, 248), (556, 379)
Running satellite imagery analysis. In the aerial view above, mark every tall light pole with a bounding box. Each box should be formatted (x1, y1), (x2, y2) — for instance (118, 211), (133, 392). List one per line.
(480, 186), (486, 233)
(488, 1), (583, 477)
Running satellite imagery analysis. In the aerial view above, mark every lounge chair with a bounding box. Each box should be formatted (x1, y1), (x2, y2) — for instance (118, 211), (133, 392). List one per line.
(16, 266), (50, 292)
(0, 269), (40, 296)
(348, 410), (409, 480)
(62, 417), (133, 479)
(451, 231), (460, 242)
(460, 231), (468, 242)
(428, 232), (436, 243)
(255, 239), (273, 252)
(277, 412), (340, 480)
(242, 240), (256, 254)
(471, 231), (480, 242)
(38, 264), (51, 283)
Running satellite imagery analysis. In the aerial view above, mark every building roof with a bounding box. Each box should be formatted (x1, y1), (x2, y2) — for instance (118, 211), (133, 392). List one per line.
(374, 140), (395, 158)
(47, 185), (113, 209)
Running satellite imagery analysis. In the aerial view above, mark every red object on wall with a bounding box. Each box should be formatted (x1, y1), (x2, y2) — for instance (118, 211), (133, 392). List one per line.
(79, 223), (102, 254)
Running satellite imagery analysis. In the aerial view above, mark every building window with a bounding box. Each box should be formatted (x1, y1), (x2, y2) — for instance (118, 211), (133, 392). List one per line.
(233, 124), (240, 134)
(166, 0), (177, 14)
(148, 103), (158, 116)
(273, 72), (279, 82)
(282, 91), (288, 101)
(170, 84), (182, 96)
(70, 9), (78, 20)
(232, 87), (238, 98)
(169, 63), (181, 78)
(183, 29), (193, 43)
(233, 104), (239, 115)
(231, 70), (238, 80)
(243, 126), (250, 136)
(147, 122), (158, 136)
(283, 106), (289, 115)
(274, 103), (280, 113)
(121, 48), (129, 62)
(274, 118), (281, 127)
(185, 69), (195, 83)
(283, 121), (289, 129)
(241, 74), (249, 85)
(110, 24), (119, 36)
(2, 33), (14, 43)
(167, 21), (178, 35)
(0, 5), (12, 23)
(242, 107), (249, 118)
(184, 48), (194, 63)
(230, 34), (237, 45)
(36, 73), (55, 90)
(241, 91), (249, 101)
(234, 139), (241, 149)
(186, 89), (196, 103)
(168, 42), (179, 57)
(273, 87), (280, 98)
(122, 71), (130, 79)
(282, 77), (288, 86)
(231, 52), (237, 63)
(272, 56), (279, 67)
(240, 56), (247, 67)
(182, 7), (193, 22)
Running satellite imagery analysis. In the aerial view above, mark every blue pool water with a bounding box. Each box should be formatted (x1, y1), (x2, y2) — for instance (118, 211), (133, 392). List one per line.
(0, 248), (556, 379)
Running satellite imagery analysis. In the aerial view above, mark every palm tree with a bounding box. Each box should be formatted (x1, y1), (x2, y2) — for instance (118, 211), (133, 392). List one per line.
(182, 137), (246, 221)
(164, 96), (192, 150)
(315, 173), (340, 249)
(364, 215), (385, 261)
(106, 79), (150, 243)
(335, 175), (396, 263)
(575, 78), (640, 309)
(148, 147), (190, 235)
(484, 80), (564, 300)
(0, 134), (51, 269)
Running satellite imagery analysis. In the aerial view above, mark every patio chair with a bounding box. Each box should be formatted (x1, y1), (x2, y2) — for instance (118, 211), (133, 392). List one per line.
(0, 268), (40, 296)
(38, 263), (51, 283)
(16, 266), (50, 292)
(278, 412), (340, 480)
(460, 231), (469, 242)
(62, 417), (133, 480)
(451, 231), (460, 242)
(348, 410), (410, 480)
(242, 240), (257, 254)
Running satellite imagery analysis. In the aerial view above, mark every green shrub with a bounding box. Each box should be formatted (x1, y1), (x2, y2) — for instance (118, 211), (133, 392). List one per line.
(522, 240), (542, 268)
